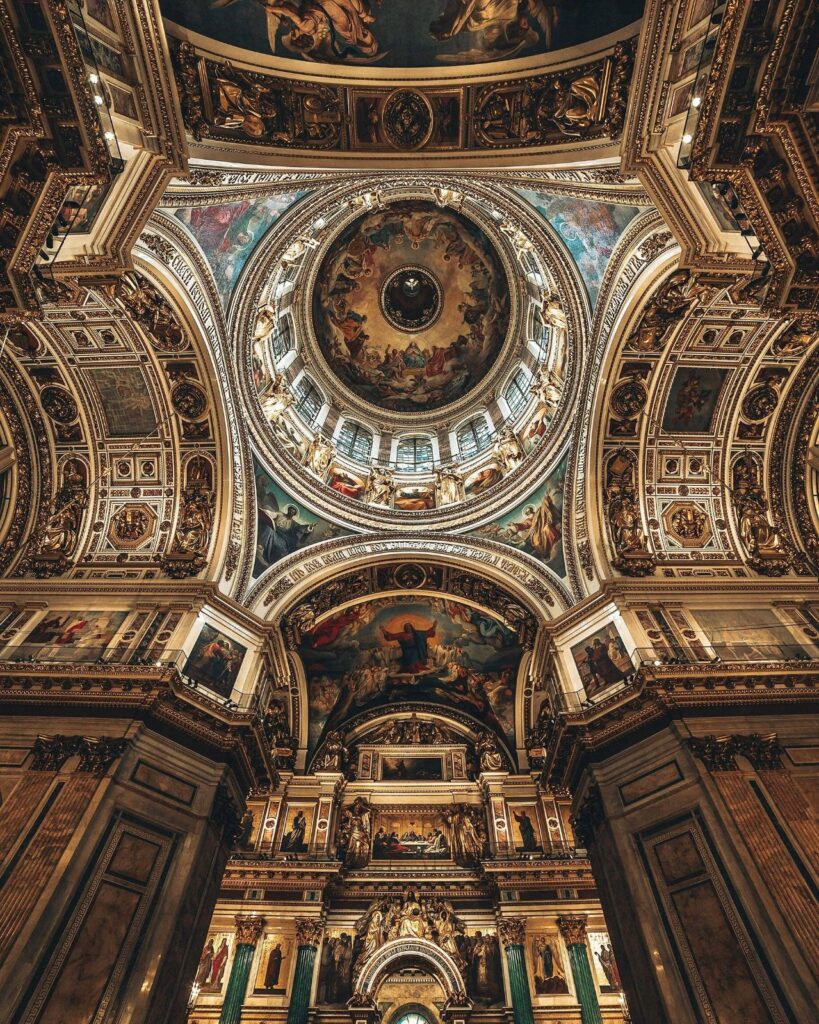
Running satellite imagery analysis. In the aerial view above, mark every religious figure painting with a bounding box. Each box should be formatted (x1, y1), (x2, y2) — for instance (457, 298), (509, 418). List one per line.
(570, 624), (634, 699)
(183, 624), (247, 699)
(89, 367), (157, 437)
(174, 192), (305, 307)
(254, 935), (291, 992)
(162, 1), (644, 67)
(15, 610), (128, 662)
(254, 457), (350, 577)
(459, 929), (503, 1004)
(328, 466), (367, 500)
(380, 755), (443, 781)
(372, 808), (451, 859)
(661, 367), (728, 433)
(312, 200), (510, 412)
(530, 931), (569, 994)
(394, 484), (435, 510)
(588, 931), (622, 992)
(519, 191), (646, 309)
(317, 931), (355, 1004)
(511, 805), (542, 852)
(471, 454), (566, 575)
(464, 464), (503, 496)
(195, 933), (231, 992)
(279, 805), (314, 852)
(298, 595), (520, 760)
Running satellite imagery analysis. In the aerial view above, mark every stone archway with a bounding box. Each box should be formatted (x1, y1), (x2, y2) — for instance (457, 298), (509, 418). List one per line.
(349, 938), (473, 1024)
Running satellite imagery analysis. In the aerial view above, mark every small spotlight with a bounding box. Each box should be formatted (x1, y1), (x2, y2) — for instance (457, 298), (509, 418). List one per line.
(691, 96), (702, 108)
(89, 73), (99, 84)
(93, 94), (104, 106)
(104, 130), (115, 141)
(682, 133), (693, 144)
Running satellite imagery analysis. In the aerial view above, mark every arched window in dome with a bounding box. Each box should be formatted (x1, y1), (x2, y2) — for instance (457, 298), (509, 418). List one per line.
(293, 375), (323, 427)
(270, 316), (294, 363)
(504, 368), (531, 418)
(393, 1013), (431, 1024)
(337, 420), (374, 464)
(395, 435), (434, 472)
(456, 415), (492, 459)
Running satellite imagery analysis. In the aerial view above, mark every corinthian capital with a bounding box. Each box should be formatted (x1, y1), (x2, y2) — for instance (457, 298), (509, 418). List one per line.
(557, 914), (588, 946)
(234, 914), (265, 946)
(497, 916), (526, 947)
(295, 917), (323, 947)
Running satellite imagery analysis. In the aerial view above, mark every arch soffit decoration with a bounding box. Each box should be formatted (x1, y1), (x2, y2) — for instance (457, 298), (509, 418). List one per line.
(354, 938), (466, 1001)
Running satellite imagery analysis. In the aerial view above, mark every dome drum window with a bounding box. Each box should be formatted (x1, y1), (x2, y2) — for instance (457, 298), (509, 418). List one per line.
(337, 420), (374, 463)
(456, 416), (492, 459)
(294, 377), (323, 427)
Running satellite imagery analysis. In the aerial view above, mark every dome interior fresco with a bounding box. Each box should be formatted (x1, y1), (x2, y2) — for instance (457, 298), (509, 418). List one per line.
(161, 0), (645, 68)
(312, 199), (510, 413)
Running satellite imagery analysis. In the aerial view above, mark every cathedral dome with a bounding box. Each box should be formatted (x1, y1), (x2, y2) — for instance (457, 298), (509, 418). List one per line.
(311, 199), (510, 414)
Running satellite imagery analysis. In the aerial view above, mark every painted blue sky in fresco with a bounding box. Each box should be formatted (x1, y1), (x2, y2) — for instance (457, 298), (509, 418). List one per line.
(518, 190), (648, 311)
(173, 192), (307, 308)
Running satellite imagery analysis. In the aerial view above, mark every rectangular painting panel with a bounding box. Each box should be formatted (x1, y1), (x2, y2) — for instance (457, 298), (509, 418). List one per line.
(661, 367), (728, 433)
(460, 929), (503, 1005)
(183, 623), (246, 699)
(570, 624), (633, 699)
(16, 610), (128, 662)
(588, 931), (623, 992)
(530, 931), (570, 995)
(89, 366), (157, 437)
(279, 804), (314, 854)
(509, 804), (543, 853)
(691, 608), (808, 661)
(254, 933), (292, 993)
(380, 755), (443, 781)
(372, 808), (451, 860)
(317, 930), (355, 1005)
(194, 933), (232, 993)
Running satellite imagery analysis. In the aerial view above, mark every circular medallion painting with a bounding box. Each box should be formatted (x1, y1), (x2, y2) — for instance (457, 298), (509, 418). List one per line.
(312, 199), (510, 413)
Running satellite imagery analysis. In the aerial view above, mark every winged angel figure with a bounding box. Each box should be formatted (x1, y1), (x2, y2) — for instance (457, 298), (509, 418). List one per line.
(210, 0), (385, 63)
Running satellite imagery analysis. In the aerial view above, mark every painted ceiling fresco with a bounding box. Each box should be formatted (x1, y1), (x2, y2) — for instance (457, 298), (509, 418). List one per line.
(518, 190), (647, 310)
(254, 456), (350, 578)
(471, 452), (567, 576)
(173, 192), (306, 307)
(312, 199), (510, 412)
(162, 1), (644, 68)
(299, 595), (520, 760)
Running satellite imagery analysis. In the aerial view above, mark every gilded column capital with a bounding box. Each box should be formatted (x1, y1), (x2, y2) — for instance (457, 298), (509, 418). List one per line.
(557, 914), (588, 946)
(234, 914), (265, 946)
(688, 733), (784, 772)
(497, 916), (526, 947)
(294, 917), (323, 948)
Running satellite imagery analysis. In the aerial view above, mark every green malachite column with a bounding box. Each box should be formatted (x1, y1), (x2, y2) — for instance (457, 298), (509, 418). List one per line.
(498, 917), (534, 1024)
(287, 918), (323, 1024)
(219, 915), (265, 1024)
(557, 915), (603, 1024)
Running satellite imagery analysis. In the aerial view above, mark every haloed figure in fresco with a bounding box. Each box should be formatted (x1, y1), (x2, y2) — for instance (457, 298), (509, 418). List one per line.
(299, 596), (521, 761)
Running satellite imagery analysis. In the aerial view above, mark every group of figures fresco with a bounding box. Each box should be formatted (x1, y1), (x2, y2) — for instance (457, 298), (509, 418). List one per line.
(312, 200), (509, 412)
(472, 453), (566, 576)
(570, 624), (633, 699)
(318, 892), (503, 1005)
(299, 596), (520, 759)
(183, 623), (247, 698)
(164, 1), (644, 66)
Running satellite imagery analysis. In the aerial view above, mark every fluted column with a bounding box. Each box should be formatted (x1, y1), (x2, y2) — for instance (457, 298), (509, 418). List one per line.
(498, 917), (534, 1024)
(218, 915), (265, 1024)
(287, 918), (323, 1024)
(557, 915), (602, 1024)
